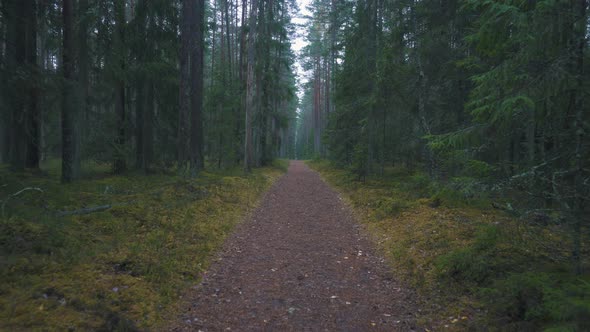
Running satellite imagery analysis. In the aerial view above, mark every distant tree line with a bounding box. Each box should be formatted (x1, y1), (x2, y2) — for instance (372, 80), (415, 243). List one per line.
(297, 0), (589, 272)
(0, 0), (298, 181)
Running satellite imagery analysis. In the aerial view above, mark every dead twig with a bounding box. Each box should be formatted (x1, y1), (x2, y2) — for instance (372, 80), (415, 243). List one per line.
(56, 201), (135, 217)
(57, 204), (113, 217)
(1, 187), (44, 218)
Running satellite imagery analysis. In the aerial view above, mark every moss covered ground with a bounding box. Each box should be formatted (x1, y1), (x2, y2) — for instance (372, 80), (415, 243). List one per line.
(0, 159), (286, 331)
(308, 160), (590, 331)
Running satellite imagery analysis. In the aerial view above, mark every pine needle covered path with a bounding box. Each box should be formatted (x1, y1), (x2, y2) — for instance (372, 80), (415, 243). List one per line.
(170, 161), (419, 331)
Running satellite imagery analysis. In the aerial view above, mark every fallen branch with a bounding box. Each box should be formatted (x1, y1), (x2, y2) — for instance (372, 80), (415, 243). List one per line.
(57, 204), (113, 217)
(8, 187), (44, 198)
(57, 201), (135, 217)
(1, 187), (44, 217)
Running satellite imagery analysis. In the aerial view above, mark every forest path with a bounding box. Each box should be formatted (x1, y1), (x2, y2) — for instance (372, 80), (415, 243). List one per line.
(170, 160), (419, 331)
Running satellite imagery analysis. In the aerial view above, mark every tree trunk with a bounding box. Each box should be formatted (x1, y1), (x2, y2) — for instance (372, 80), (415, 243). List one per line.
(189, 0), (205, 176)
(113, 0), (127, 174)
(134, 0), (147, 171)
(62, 0), (80, 182)
(570, 0), (587, 275)
(244, 0), (258, 172)
(79, 0), (89, 154)
(23, 0), (39, 169)
(412, 0), (436, 178)
(217, 0), (226, 167)
(526, 109), (535, 166)
(144, 81), (154, 170)
(239, 0), (247, 83)
(210, 0), (216, 89)
(314, 57), (321, 155)
(9, 0), (27, 170)
(21, 0), (40, 168)
(0, 0), (12, 164)
(178, 0), (193, 173)
(135, 80), (145, 169)
(224, 0), (233, 79)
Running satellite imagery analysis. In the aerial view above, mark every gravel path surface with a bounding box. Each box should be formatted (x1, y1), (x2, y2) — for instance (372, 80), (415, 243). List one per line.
(170, 160), (419, 331)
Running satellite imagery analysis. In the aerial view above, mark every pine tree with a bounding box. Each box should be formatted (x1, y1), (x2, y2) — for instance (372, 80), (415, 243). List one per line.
(61, 0), (79, 182)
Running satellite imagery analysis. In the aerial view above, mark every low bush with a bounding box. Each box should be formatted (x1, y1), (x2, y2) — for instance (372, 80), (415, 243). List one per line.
(436, 225), (501, 284)
(480, 272), (590, 330)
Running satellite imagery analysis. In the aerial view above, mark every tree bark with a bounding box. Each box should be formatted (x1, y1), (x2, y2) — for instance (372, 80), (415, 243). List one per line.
(134, 0), (147, 171)
(113, 0), (127, 174)
(314, 56), (321, 155)
(144, 81), (154, 170)
(178, 0), (193, 173)
(224, 0), (233, 79)
(79, 0), (89, 154)
(189, 0), (205, 176)
(1, 0), (14, 164)
(23, 0), (39, 169)
(9, 0), (27, 170)
(211, 0), (217, 89)
(61, 0), (80, 182)
(135, 80), (145, 169)
(244, 0), (258, 172)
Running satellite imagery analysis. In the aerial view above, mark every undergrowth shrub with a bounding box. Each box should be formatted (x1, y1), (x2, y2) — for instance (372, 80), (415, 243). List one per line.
(436, 150), (494, 179)
(480, 272), (590, 331)
(308, 159), (590, 331)
(372, 196), (411, 218)
(271, 159), (290, 172)
(0, 216), (76, 257)
(402, 173), (431, 198)
(434, 225), (531, 286)
(464, 159), (494, 178)
(437, 247), (493, 284)
(436, 225), (501, 284)
(431, 176), (490, 208)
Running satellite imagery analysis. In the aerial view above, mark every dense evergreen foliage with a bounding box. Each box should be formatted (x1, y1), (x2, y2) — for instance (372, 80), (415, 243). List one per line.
(297, 0), (589, 328)
(298, 0), (588, 269)
(0, 0), (298, 178)
(0, 2), (297, 328)
(1, 0), (589, 329)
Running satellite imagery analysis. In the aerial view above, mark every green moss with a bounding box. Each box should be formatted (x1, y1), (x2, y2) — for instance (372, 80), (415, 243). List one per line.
(0, 160), (284, 330)
(480, 273), (590, 331)
(435, 225), (505, 285)
(307, 159), (590, 331)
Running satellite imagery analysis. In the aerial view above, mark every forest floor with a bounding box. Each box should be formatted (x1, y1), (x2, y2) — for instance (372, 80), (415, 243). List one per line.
(169, 160), (421, 331)
(0, 160), (285, 330)
(306, 160), (590, 331)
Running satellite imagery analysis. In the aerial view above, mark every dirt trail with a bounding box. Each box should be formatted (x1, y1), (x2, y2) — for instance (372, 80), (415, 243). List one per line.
(170, 160), (419, 331)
